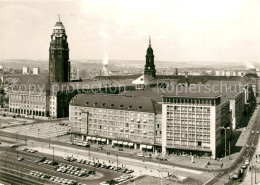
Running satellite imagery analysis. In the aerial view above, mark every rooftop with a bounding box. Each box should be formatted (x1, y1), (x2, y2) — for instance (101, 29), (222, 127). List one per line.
(70, 93), (161, 113)
(163, 85), (222, 99)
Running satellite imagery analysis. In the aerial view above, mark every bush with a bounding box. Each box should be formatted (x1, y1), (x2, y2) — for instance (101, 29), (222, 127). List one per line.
(3, 114), (6, 117)
(13, 115), (16, 118)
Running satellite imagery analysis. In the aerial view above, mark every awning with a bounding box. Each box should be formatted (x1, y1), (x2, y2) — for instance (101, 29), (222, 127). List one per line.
(86, 136), (91, 140)
(123, 142), (128, 145)
(128, 143), (134, 146)
(96, 138), (102, 141)
(91, 137), (96, 140)
(146, 145), (153, 149)
(101, 138), (106, 142)
(117, 141), (123, 144)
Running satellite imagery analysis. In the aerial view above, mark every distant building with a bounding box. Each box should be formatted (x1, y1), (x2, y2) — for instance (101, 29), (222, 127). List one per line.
(22, 67), (29, 74)
(132, 74), (157, 89)
(32, 67), (40, 75)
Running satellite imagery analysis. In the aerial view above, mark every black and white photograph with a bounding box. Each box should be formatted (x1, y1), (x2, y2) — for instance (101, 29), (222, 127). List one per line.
(0, 0), (260, 184)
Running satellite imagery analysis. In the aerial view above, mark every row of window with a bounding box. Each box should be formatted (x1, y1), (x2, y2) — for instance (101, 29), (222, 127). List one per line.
(9, 104), (46, 109)
(88, 127), (154, 135)
(167, 133), (210, 141)
(167, 119), (211, 126)
(71, 107), (154, 118)
(9, 94), (46, 102)
(167, 106), (211, 113)
(164, 97), (220, 106)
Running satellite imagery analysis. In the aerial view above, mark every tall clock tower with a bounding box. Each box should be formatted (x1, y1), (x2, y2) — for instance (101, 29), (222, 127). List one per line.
(49, 18), (70, 82)
(144, 37), (156, 78)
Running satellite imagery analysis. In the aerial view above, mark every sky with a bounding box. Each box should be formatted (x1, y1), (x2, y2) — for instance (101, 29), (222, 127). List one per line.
(0, 0), (260, 63)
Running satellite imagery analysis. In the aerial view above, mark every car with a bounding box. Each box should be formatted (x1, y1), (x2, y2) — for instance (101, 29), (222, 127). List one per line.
(100, 182), (109, 185)
(252, 131), (255, 134)
(88, 170), (95, 175)
(35, 156), (46, 163)
(144, 154), (151, 158)
(137, 153), (144, 157)
(241, 165), (247, 169)
(10, 144), (18, 148)
(21, 148), (28, 151)
(17, 156), (24, 161)
(47, 160), (52, 165)
(105, 165), (111, 169)
(245, 159), (250, 165)
(30, 149), (37, 153)
(257, 131), (259, 134)
(118, 148), (124, 151)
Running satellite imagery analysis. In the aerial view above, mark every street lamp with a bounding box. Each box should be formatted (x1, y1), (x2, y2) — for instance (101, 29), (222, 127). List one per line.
(220, 127), (230, 165)
(116, 154), (119, 172)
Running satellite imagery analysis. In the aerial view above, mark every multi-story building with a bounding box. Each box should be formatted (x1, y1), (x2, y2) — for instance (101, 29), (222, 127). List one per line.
(205, 80), (245, 129)
(161, 86), (231, 158)
(69, 93), (162, 151)
(9, 75), (50, 117)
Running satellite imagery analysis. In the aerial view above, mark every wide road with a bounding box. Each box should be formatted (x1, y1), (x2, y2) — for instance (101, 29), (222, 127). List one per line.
(206, 105), (260, 185)
(0, 129), (212, 173)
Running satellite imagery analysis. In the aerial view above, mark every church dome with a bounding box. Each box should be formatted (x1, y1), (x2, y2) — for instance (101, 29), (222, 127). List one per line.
(53, 21), (65, 30)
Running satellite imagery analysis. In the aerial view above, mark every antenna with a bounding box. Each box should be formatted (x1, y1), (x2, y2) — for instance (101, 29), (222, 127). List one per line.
(149, 35), (151, 46)
(57, 14), (61, 22)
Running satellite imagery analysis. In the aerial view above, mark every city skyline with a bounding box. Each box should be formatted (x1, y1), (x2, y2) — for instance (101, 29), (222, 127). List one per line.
(0, 0), (260, 63)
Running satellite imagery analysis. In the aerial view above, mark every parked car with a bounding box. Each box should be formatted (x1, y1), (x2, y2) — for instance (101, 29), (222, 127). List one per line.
(10, 144), (18, 148)
(137, 153), (144, 157)
(17, 156), (24, 161)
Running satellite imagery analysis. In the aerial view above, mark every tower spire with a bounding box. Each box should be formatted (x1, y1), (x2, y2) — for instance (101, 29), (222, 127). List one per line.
(57, 14), (60, 22)
(149, 35), (151, 47)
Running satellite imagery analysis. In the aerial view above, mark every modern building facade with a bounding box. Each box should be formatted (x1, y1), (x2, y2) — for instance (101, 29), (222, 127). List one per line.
(161, 87), (231, 158)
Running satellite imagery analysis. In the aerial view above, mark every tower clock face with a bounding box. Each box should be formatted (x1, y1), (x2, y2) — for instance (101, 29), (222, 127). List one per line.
(62, 36), (66, 40)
